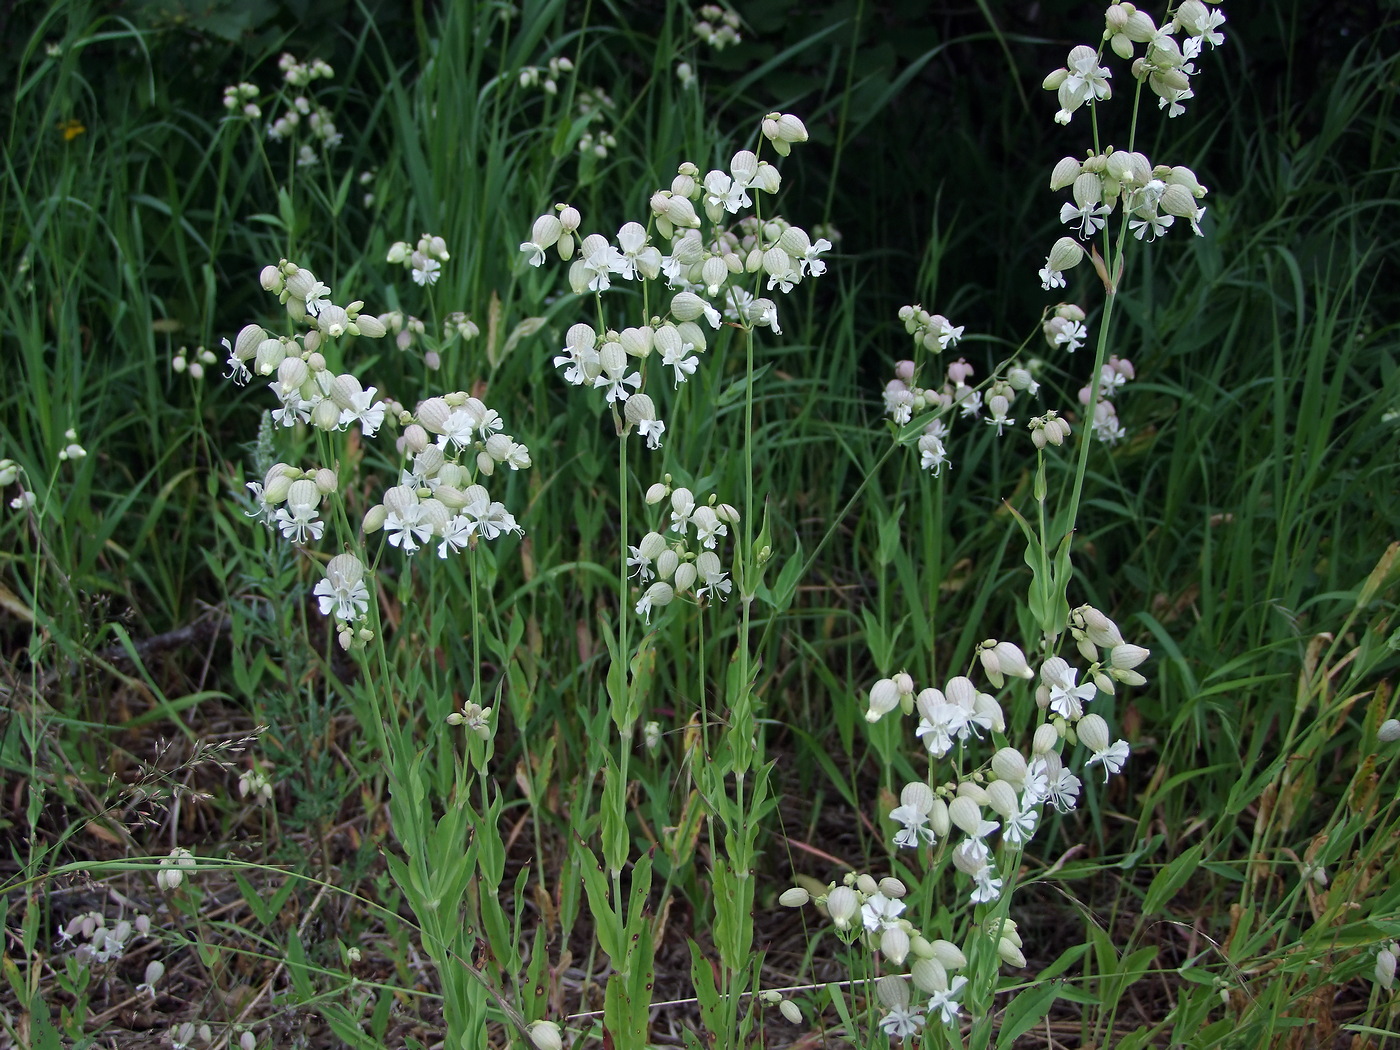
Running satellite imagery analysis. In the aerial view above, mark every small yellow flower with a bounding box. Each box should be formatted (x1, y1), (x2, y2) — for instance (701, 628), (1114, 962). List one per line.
(58, 119), (86, 141)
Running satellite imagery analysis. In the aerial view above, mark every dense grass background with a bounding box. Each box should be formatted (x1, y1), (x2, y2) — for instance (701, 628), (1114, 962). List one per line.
(3, 0), (1399, 1047)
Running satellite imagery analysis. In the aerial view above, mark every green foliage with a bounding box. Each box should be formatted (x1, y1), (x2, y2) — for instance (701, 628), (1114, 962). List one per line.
(3, 1), (1398, 1048)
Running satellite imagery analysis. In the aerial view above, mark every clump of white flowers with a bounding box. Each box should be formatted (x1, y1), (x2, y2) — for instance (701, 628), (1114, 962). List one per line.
(55, 908), (152, 967)
(1036, 1), (1223, 290)
(524, 113), (827, 451)
(388, 233), (451, 288)
(881, 311), (1042, 475)
(222, 82), (261, 119)
(173, 345), (219, 381)
(517, 54), (574, 95)
(266, 53), (340, 159)
(156, 846), (197, 892)
(629, 478), (739, 621)
(693, 4), (742, 50)
(820, 611), (1145, 1040)
(223, 247), (532, 651)
(780, 873), (975, 1035)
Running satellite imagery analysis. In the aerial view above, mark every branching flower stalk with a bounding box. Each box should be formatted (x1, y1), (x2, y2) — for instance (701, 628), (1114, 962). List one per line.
(220, 238), (540, 1044)
(520, 107), (825, 1043)
(778, 2), (1227, 1044)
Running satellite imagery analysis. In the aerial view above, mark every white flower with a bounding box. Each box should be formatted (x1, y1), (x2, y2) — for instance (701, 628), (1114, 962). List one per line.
(1043, 658), (1096, 719)
(703, 170), (749, 215)
(636, 581), (674, 623)
(879, 1003), (925, 1040)
(340, 386), (386, 436)
(437, 515), (474, 557)
(314, 554), (370, 620)
(918, 433), (950, 476)
(386, 503), (431, 553)
(463, 497), (523, 540)
(410, 252), (441, 286)
(638, 418), (665, 449)
(661, 342), (699, 386)
(1130, 211), (1175, 241)
(274, 493), (324, 544)
(1002, 803), (1039, 847)
(890, 803), (937, 849)
(136, 960), (165, 998)
(926, 975), (967, 1026)
(1087, 739), (1130, 780)
(593, 360), (641, 403)
(1045, 763), (1082, 813)
(861, 892), (905, 932)
(301, 280), (332, 316)
(915, 689), (968, 758)
(614, 221), (661, 281)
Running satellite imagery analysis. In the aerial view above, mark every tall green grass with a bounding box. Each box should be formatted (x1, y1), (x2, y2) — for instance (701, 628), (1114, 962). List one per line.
(3, 1), (1398, 1047)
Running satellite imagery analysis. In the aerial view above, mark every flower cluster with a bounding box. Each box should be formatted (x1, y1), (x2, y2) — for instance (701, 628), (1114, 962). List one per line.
(245, 464), (338, 543)
(357, 391), (531, 558)
(224, 263), (390, 433)
(388, 233), (451, 288)
(526, 115), (825, 447)
(238, 762), (274, 804)
(779, 874), (978, 1034)
(157, 846), (197, 891)
(864, 611), (1143, 899)
(881, 338), (1041, 476)
(628, 479), (739, 621)
(576, 87), (619, 158)
(227, 53), (341, 167)
(1078, 353), (1136, 444)
(1036, 3), (1223, 290)
(221, 82), (260, 119)
(693, 4), (742, 50)
(55, 909), (152, 967)
(517, 54), (574, 95)
(224, 250), (531, 649)
(1044, 1), (1225, 126)
(173, 345), (219, 380)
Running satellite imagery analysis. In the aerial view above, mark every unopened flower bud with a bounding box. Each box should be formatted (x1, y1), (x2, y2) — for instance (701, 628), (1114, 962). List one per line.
(824, 886), (858, 930)
(998, 937), (1027, 968)
(929, 797), (950, 838)
(986, 779), (1019, 818)
(1377, 947), (1397, 991)
(779, 886), (810, 907)
(528, 1020), (564, 1050)
(1077, 713), (1111, 753)
(1050, 156), (1082, 190)
(948, 796), (984, 835)
(1048, 236), (1085, 273)
(866, 678), (901, 722)
(1033, 722), (1061, 755)
(991, 747), (1028, 786)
